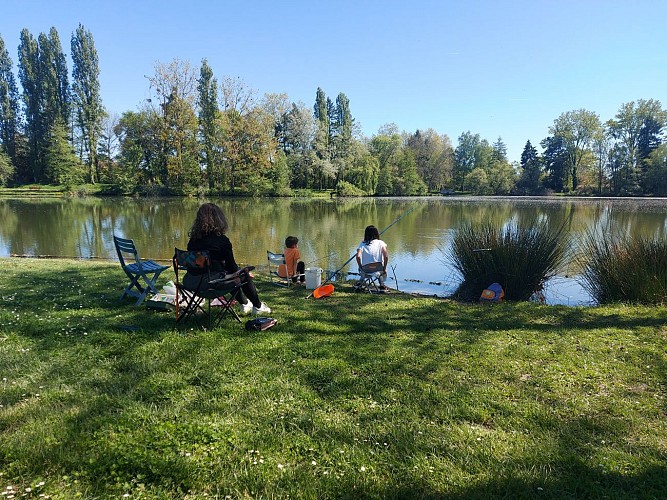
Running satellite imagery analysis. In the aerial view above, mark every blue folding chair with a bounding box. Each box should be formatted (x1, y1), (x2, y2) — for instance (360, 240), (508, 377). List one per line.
(113, 235), (169, 305)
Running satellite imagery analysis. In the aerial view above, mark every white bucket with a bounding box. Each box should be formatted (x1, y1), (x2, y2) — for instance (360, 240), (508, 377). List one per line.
(305, 267), (322, 290)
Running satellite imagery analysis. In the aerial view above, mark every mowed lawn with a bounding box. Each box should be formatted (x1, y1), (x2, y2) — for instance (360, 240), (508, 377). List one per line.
(1, 258), (666, 499)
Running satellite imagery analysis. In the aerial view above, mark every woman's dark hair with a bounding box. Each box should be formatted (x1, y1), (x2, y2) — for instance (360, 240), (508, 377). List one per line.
(188, 203), (229, 239)
(363, 225), (380, 244)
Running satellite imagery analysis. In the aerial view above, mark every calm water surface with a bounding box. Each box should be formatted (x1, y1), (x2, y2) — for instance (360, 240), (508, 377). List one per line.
(2, 196), (667, 305)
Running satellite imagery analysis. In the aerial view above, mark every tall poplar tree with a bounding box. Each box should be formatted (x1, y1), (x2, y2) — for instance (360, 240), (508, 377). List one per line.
(71, 23), (104, 183)
(19, 27), (70, 182)
(197, 59), (219, 189)
(332, 92), (353, 183)
(18, 28), (42, 181)
(0, 35), (19, 163)
(39, 28), (70, 130)
(312, 87), (332, 188)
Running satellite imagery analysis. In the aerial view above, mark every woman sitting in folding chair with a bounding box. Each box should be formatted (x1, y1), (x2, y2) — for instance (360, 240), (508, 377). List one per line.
(184, 203), (271, 315)
(355, 225), (389, 292)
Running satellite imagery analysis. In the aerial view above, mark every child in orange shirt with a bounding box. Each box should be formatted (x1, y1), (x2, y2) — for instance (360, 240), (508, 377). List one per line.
(279, 236), (305, 284)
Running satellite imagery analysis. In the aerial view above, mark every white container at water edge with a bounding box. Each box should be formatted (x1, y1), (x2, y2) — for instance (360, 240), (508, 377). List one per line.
(305, 267), (323, 290)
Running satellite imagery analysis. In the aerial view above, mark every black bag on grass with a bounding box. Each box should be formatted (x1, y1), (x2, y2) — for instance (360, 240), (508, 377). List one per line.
(245, 317), (277, 331)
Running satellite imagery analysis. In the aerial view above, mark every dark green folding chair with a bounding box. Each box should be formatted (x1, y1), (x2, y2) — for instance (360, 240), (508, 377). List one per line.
(113, 235), (169, 305)
(172, 248), (253, 329)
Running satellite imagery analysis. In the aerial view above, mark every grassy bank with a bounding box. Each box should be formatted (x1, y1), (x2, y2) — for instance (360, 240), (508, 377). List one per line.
(1, 258), (666, 499)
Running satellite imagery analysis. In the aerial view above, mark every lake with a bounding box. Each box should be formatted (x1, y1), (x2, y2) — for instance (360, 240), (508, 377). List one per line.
(2, 196), (667, 305)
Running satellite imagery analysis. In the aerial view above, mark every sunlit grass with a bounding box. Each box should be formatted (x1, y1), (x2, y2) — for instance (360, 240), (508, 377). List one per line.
(1, 258), (666, 498)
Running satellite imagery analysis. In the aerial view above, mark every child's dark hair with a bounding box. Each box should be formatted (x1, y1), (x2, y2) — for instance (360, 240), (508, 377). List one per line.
(285, 236), (299, 248)
(363, 225), (380, 243)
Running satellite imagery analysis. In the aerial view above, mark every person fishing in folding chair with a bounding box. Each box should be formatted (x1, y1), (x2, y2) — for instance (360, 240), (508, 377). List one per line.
(184, 203), (271, 316)
(354, 225), (389, 293)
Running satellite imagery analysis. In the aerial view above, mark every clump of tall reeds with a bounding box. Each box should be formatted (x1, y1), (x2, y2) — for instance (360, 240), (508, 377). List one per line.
(578, 230), (667, 304)
(448, 219), (570, 301)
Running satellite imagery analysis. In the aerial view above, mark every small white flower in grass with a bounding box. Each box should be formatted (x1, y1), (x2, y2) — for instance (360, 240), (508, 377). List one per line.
(277, 463), (284, 469)
(311, 461), (317, 466)
(360, 466), (366, 472)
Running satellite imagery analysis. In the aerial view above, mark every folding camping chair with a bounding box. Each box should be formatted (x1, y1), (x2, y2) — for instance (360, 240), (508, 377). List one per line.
(173, 248), (253, 329)
(113, 235), (169, 305)
(267, 250), (303, 287)
(355, 262), (387, 293)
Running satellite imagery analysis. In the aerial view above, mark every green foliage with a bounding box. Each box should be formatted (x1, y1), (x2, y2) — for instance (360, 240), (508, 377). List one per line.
(449, 219), (570, 301)
(44, 119), (85, 187)
(643, 143), (667, 196)
(549, 109), (601, 192)
(454, 132), (494, 191)
(465, 167), (490, 195)
(406, 128), (454, 191)
(1, 258), (666, 498)
(486, 160), (516, 195)
(71, 23), (104, 184)
(197, 58), (219, 190)
(336, 180), (366, 196)
(395, 149), (428, 195)
(345, 143), (379, 194)
(0, 34), (20, 162)
(517, 140), (542, 194)
(268, 149), (291, 196)
(579, 230), (667, 304)
(18, 29), (42, 181)
(0, 147), (14, 186)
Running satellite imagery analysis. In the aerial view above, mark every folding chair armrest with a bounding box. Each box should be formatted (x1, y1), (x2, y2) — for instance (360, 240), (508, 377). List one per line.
(208, 276), (241, 287)
(208, 266), (255, 287)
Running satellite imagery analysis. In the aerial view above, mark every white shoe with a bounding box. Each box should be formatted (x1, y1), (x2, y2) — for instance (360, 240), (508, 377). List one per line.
(252, 302), (271, 315)
(239, 302), (253, 315)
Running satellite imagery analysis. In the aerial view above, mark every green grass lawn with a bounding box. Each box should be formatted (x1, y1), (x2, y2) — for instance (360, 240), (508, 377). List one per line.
(1, 258), (666, 499)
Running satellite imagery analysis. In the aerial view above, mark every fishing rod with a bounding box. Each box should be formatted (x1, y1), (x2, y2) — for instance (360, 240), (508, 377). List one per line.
(306, 206), (417, 299)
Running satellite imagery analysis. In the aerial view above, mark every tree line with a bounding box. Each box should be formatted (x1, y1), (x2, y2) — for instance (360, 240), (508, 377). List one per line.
(1, 26), (666, 196)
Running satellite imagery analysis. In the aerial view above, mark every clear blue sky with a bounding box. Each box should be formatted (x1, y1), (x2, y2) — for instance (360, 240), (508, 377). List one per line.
(2, 0), (666, 162)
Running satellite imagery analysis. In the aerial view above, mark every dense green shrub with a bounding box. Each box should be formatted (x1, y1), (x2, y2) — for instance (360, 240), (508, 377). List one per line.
(448, 219), (570, 301)
(336, 180), (367, 197)
(579, 231), (667, 304)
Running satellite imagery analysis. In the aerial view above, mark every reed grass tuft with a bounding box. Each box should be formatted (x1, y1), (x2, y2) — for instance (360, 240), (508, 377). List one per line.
(448, 219), (570, 301)
(578, 230), (667, 304)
